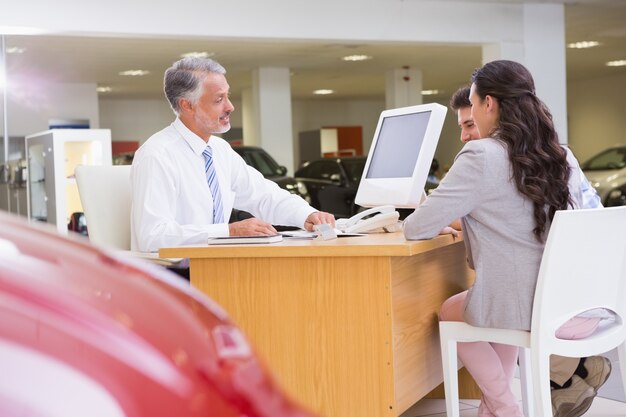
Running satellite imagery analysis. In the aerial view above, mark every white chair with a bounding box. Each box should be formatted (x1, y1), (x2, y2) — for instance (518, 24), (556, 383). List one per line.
(439, 206), (626, 417)
(75, 164), (181, 266)
(75, 164), (132, 250)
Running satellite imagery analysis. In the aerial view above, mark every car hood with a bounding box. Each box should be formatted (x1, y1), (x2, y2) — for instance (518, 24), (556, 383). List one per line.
(0, 212), (316, 417)
(584, 168), (626, 199)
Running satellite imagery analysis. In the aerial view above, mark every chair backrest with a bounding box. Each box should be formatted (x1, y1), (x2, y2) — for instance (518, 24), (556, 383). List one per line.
(75, 165), (132, 250)
(531, 206), (626, 338)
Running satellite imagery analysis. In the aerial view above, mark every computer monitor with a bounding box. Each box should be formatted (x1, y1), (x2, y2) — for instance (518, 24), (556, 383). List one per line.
(355, 103), (447, 208)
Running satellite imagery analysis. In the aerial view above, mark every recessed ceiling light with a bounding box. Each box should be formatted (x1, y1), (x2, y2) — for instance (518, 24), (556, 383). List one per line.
(119, 70), (150, 76)
(180, 51), (215, 59)
(421, 89), (440, 95)
(567, 41), (601, 49)
(313, 89), (335, 95)
(6, 47), (26, 54)
(341, 54), (372, 62)
(96, 86), (112, 93)
(606, 60), (626, 67)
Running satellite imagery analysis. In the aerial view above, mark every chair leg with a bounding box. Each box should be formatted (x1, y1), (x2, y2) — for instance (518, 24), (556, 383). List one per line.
(518, 347), (535, 417)
(531, 348), (552, 417)
(618, 342), (626, 399)
(440, 327), (460, 417)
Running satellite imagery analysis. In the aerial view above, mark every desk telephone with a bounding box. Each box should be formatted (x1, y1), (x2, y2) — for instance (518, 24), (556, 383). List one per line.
(335, 205), (400, 233)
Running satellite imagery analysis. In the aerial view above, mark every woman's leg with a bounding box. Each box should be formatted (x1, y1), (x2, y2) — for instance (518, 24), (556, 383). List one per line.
(440, 291), (523, 417)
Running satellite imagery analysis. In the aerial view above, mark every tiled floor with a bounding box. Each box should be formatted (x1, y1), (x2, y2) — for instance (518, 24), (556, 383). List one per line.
(401, 352), (626, 417)
(402, 396), (626, 417)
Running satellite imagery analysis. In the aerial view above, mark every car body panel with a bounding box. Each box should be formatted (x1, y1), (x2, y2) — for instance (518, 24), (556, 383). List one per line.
(233, 145), (309, 201)
(295, 157), (365, 218)
(582, 145), (626, 206)
(0, 212), (315, 417)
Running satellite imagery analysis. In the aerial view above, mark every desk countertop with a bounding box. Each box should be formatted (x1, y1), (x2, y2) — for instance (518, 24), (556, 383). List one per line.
(159, 232), (462, 259)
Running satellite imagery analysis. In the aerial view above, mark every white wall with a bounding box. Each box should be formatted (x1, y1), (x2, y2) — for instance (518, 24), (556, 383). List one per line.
(7, 82), (99, 137)
(2, 0), (559, 170)
(567, 72), (626, 163)
(98, 98), (243, 143)
(98, 95), (461, 172)
(292, 97), (463, 172)
(1, 1), (523, 46)
(292, 99), (384, 152)
(99, 97), (382, 170)
(99, 71), (626, 176)
(98, 98), (172, 143)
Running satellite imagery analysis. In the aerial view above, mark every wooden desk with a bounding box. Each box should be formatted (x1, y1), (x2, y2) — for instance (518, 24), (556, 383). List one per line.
(161, 233), (477, 417)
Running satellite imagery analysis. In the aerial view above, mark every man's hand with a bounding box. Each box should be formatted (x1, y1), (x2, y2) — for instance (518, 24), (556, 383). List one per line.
(303, 211), (336, 232)
(229, 218), (278, 236)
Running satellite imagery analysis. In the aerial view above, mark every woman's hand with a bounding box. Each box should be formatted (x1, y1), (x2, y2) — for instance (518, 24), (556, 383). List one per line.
(439, 226), (459, 239)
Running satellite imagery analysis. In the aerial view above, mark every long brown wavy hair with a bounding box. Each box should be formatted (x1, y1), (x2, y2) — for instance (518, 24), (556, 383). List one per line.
(471, 60), (571, 241)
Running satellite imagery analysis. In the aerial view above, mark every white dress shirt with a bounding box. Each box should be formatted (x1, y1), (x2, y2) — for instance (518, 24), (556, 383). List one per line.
(579, 169), (602, 209)
(131, 118), (316, 252)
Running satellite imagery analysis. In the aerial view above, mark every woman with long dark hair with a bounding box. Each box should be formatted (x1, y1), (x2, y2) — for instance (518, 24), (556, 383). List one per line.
(403, 60), (588, 416)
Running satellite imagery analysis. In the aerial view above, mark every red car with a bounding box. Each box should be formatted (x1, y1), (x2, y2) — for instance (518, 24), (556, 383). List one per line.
(0, 211), (315, 417)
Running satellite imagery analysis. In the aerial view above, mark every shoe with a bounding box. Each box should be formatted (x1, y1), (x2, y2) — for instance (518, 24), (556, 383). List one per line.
(581, 356), (612, 391)
(551, 375), (595, 417)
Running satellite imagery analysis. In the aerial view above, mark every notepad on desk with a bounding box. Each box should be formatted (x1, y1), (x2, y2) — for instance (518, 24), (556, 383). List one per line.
(207, 234), (283, 245)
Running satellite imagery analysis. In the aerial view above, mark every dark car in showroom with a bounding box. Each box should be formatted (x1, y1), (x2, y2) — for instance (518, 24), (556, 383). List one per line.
(0, 211), (317, 417)
(582, 145), (626, 206)
(233, 146), (309, 202)
(294, 157), (366, 218)
(295, 156), (440, 218)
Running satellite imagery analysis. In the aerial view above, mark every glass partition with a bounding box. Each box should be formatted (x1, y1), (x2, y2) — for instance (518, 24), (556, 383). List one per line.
(1, 35), (8, 212)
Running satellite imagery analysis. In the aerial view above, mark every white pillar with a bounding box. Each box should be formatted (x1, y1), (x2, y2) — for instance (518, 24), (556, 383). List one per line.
(385, 68), (422, 109)
(523, 4), (568, 144)
(481, 4), (567, 144)
(482, 42), (524, 65)
(249, 67), (295, 173)
(241, 87), (256, 146)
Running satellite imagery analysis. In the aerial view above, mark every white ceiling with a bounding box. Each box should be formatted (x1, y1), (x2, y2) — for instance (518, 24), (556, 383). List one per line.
(3, 0), (625, 101)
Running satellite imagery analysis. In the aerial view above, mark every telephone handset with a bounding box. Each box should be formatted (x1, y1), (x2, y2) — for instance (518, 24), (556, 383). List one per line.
(336, 205), (400, 233)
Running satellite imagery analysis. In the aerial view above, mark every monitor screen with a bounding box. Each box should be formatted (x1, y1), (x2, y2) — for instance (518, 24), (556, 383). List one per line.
(365, 111), (432, 179)
(355, 103), (447, 208)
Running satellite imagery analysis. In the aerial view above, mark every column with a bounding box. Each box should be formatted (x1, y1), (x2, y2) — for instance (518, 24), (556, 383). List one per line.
(385, 67), (423, 110)
(481, 4), (567, 143)
(248, 67), (295, 173)
(482, 42), (524, 65)
(241, 87), (256, 146)
(523, 3), (568, 144)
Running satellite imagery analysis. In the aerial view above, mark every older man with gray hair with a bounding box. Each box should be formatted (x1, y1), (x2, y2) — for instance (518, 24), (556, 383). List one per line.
(131, 57), (334, 253)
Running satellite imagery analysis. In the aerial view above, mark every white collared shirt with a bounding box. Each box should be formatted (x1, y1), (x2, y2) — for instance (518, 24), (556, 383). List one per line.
(131, 118), (316, 252)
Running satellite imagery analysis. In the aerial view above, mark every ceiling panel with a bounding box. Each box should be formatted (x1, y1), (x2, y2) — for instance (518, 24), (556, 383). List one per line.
(3, 1), (624, 101)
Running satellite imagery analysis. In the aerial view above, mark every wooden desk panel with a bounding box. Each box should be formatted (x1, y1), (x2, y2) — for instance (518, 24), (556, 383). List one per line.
(391, 243), (478, 411)
(161, 234), (478, 417)
(193, 256), (395, 417)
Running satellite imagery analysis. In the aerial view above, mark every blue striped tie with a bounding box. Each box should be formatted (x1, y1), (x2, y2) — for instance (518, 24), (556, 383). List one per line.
(202, 146), (224, 224)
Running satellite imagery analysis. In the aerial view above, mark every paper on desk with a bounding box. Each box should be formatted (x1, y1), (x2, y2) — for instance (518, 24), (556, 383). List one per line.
(280, 229), (366, 239)
(280, 230), (317, 239)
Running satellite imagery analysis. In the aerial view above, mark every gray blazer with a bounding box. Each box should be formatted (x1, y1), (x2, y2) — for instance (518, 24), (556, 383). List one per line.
(403, 139), (583, 330)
